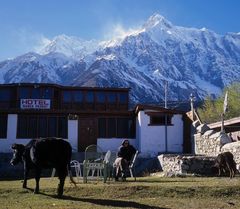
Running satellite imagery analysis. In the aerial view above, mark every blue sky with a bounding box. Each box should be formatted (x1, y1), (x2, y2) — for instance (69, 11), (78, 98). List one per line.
(0, 0), (240, 61)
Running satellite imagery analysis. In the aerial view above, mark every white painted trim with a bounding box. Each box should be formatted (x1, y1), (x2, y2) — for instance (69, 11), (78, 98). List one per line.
(68, 120), (78, 152)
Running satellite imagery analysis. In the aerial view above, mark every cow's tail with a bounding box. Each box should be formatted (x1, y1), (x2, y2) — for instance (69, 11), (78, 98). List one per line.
(67, 163), (77, 186)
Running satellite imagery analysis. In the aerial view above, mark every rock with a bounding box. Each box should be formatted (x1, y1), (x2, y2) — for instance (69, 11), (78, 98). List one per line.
(196, 124), (210, 134)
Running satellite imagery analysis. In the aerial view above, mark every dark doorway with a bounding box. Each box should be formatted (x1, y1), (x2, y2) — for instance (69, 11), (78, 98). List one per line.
(78, 118), (97, 152)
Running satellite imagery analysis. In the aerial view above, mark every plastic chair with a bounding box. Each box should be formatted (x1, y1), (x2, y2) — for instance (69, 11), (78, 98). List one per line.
(129, 150), (139, 181)
(106, 151), (117, 180)
(85, 144), (104, 163)
(89, 150), (111, 177)
(51, 160), (83, 182)
(84, 145), (104, 177)
(83, 145), (109, 183)
(70, 160), (82, 179)
(113, 150), (139, 181)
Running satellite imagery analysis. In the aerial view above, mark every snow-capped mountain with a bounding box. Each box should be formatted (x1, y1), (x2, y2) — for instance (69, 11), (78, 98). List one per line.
(39, 34), (101, 59)
(0, 13), (240, 105)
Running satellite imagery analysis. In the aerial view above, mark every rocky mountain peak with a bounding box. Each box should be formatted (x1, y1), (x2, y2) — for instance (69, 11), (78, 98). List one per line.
(143, 13), (173, 30)
(0, 13), (240, 105)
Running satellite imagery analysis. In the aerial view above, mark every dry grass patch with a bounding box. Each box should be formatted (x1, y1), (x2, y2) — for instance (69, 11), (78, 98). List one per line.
(0, 176), (240, 209)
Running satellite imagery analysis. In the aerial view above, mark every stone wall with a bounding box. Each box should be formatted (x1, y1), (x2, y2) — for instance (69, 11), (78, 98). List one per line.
(157, 121), (240, 176)
(157, 122), (234, 176)
(193, 121), (240, 170)
(221, 141), (240, 168)
(158, 154), (215, 176)
(194, 131), (232, 156)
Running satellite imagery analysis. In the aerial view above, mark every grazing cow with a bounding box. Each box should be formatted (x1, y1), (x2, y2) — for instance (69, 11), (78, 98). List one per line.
(213, 152), (237, 178)
(10, 138), (76, 197)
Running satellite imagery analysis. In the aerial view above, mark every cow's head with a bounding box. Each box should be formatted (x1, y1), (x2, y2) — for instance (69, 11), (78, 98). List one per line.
(10, 144), (25, 165)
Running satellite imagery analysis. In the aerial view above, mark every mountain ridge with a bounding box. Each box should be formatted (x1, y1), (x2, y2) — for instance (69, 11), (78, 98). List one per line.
(0, 13), (240, 105)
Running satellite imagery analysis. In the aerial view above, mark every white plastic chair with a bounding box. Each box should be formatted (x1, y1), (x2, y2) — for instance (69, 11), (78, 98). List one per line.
(129, 150), (139, 181)
(88, 150), (111, 177)
(70, 160), (82, 179)
(83, 148), (111, 183)
(84, 145), (104, 177)
(51, 160), (83, 182)
(113, 150), (139, 181)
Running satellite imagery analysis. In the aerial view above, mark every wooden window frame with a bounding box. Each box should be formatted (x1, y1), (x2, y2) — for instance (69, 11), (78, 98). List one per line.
(147, 113), (173, 126)
(98, 117), (135, 139)
(17, 115), (68, 139)
(0, 114), (8, 138)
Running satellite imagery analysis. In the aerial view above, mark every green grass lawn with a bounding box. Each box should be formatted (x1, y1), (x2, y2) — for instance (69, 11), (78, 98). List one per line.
(1, 176), (240, 209)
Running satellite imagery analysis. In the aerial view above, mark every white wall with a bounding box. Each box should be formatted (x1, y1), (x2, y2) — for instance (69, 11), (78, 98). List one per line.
(97, 138), (137, 152)
(167, 115), (184, 152)
(0, 114), (79, 153)
(0, 112), (183, 156)
(0, 114), (30, 153)
(68, 120), (78, 152)
(137, 111), (183, 157)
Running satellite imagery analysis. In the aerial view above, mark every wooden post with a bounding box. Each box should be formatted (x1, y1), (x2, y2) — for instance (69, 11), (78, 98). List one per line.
(164, 80), (168, 153)
(221, 113), (225, 133)
(189, 93), (195, 121)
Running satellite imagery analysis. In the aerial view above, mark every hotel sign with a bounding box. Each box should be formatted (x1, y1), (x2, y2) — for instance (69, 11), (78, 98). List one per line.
(20, 99), (51, 109)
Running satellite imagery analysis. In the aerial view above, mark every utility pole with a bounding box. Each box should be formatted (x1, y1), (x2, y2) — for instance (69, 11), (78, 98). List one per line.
(164, 80), (168, 153)
(221, 91), (228, 133)
(165, 80), (168, 108)
(189, 93), (195, 121)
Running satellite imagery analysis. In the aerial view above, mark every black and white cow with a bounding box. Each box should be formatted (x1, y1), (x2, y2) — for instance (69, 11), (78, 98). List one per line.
(10, 138), (76, 197)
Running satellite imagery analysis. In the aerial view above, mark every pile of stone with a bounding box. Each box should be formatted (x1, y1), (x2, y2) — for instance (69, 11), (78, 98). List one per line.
(158, 154), (216, 176)
(157, 120), (240, 176)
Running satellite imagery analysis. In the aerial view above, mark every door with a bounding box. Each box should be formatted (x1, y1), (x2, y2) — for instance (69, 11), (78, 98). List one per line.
(78, 118), (97, 152)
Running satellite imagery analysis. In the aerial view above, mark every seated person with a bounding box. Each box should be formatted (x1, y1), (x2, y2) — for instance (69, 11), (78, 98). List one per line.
(114, 139), (136, 181)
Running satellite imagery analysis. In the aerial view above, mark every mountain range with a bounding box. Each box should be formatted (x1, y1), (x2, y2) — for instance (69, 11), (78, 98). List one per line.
(0, 13), (240, 106)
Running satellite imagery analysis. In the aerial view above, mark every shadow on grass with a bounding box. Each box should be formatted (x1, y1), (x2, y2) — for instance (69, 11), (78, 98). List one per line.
(130, 180), (198, 184)
(41, 192), (169, 209)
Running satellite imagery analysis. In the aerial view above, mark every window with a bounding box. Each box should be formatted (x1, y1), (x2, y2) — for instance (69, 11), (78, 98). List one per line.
(19, 87), (30, 99)
(73, 91), (83, 102)
(118, 93), (128, 103)
(0, 89), (11, 101)
(58, 117), (68, 138)
(128, 119), (135, 138)
(38, 117), (48, 137)
(0, 115), (7, 138)
(17, 116), (28, 138)
(18, 86), (53, 100)
(0, 89), (12, 108)
(108, 118), (116, 138)
(107, 93), (116, 103)
(63, 91), (72, 102)
(48, 117), (57, 137)
(117, 118), (128, 138)
(98, 118), (106, 137)
(32, 88), (41, 99)
(98, 117), (135, 138)
(96, 92), (105, 103)
(86, 92), (94, 103)
(17, 115), (67, 138)
(28, 117), (38, 138)
(149, 114), (173, 126)
(42, 88), (53, 99)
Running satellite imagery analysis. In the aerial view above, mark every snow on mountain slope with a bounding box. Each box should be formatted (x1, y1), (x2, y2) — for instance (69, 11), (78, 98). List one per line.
(39, 34), (100, 59)
(0, 13), (240, 104)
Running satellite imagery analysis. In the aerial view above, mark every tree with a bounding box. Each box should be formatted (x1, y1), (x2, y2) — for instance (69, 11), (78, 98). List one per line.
(198, 82), (240, 123)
